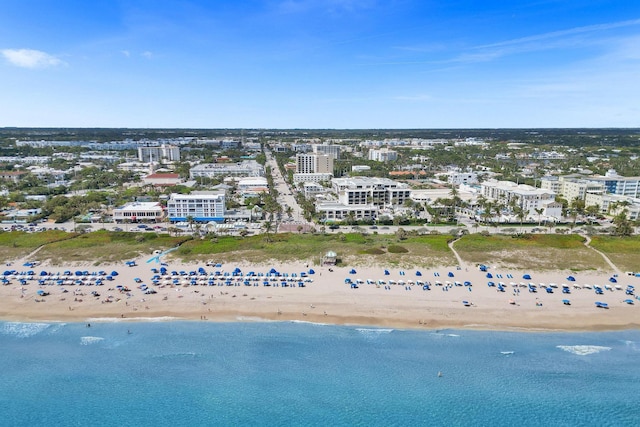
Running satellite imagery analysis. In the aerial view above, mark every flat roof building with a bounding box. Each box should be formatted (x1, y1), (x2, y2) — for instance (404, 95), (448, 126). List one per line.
(332, 177), (410, 207)
(138, 144), (180, 163)
(113, 202), (164, 223)
(190, 160), (264, 179)
(167, 191), (226, 223)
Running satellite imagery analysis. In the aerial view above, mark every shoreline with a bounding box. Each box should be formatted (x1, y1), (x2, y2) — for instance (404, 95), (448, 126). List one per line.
(3, 314), (639, 334)
(1, 257), (638, 332)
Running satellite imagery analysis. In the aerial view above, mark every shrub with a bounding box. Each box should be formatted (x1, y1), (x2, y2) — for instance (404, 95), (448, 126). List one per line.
(387, 245), (408, 253)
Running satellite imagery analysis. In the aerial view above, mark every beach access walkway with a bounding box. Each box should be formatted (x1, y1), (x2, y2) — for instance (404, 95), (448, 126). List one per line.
(448, 238), (466, 269)
(580, 234), (621, 274)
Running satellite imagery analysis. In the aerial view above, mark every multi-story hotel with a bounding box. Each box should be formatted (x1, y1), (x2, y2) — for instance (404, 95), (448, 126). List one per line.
(138, 144), (180, 163)
(368, 148), (398, 162)
(331, 177), (411, 207)
(189, 160), (264, 179)
(167, 191), (226, 223)
(480, 179), (562, 219)
(295, 153), (333, 174)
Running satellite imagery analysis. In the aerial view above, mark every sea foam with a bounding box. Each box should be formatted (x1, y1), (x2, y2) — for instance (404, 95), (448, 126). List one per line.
(557, 345), (612, 356)
(80, 336), (105, 345)
(1, 322), (51, 338)
(355, 328), (394, 334)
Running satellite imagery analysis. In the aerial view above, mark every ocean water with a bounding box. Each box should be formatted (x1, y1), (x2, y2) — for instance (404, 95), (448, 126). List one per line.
(1, 321), (639, 427)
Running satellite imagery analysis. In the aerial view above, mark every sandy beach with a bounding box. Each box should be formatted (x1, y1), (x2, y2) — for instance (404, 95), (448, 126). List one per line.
(1, 255), (639, 331)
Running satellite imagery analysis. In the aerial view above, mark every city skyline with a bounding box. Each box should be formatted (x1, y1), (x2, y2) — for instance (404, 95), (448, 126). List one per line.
(1, 1), (639, 129)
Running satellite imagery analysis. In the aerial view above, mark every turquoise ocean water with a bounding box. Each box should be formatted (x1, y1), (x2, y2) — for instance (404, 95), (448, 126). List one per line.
(1, 321), (638, 426)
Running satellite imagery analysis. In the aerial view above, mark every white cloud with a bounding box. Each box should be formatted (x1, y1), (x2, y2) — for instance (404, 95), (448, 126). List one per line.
(475, 18), (640, 50)
(141, 51), (153, 58)
(1, 48), (65, 68)
(121, 50), (131, 57)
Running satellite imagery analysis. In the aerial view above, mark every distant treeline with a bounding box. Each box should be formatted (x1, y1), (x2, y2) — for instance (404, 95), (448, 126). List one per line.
(1, 127), (639, 146)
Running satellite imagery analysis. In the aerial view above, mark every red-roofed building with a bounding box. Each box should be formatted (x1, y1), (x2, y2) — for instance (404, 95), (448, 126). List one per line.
(0, 171), (27, 183)
(143, 173), (183, 187)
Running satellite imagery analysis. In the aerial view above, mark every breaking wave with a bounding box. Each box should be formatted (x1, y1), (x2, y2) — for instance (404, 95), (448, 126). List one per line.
(557, 345), (611, 356)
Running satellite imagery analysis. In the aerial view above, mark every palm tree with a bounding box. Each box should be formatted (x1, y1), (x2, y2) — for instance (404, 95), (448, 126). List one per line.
(535, 208), (544, 226)
(346, 211), (356, 226)
(263, 220), (274, 242)
(515, 206), (527, 231)
(493, 202), (502, 227)
(612, 210), (633, 236)
(481, 201), (493, 225)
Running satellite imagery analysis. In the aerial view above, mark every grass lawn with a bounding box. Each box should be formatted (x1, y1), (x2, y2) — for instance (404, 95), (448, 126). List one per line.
(170, 232), (457, 268)
(588, 236), (640, 272)
(33, 231), (191, 265)
(453, 234), (608, 271)
(0, 230), (73, 262)
(1, 229), (635, 272)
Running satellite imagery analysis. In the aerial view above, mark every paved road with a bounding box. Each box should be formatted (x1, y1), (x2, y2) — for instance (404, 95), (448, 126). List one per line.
(263, 147), (311, 228)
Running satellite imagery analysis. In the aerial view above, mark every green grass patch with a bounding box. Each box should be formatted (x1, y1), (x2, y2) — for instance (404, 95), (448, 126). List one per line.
(34, 230), (191, 265)
(172, 232), (456, 267)
(387, 245), (409, 253)
(589, 236), (640, 272)
(0, 230), (74, 261)
(454, 233), (605, 271)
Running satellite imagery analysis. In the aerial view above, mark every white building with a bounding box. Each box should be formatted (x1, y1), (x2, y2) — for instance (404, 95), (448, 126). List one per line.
(293, 173), (333, 183)
(189, 160), (264, 179)
(113, 202), (164, 223)
(447, 172), (478, 186)
(351, 165), (371, 173)
(586, 170), (640, 198)
(167, 191), (226, 223)
(237, 177), (269, 198)
(118, 162), (152, 173)
(302, 182), (328, 198)
(138, 144), (180, 163)
(368, 148), (398, 162)
(480, 179), (561, 219)
(237, 177), (268, 192)
(316, 202), (378, 222)
(584, 193), (640, 220)
(539, 176), (562, 193)
(542, 171), (640, 199)
(313, 143), (341, 159)
(332, 177), (410, 207)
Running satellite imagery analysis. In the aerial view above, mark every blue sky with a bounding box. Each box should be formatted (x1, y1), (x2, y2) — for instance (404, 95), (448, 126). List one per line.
(1, 0), (639, 128)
